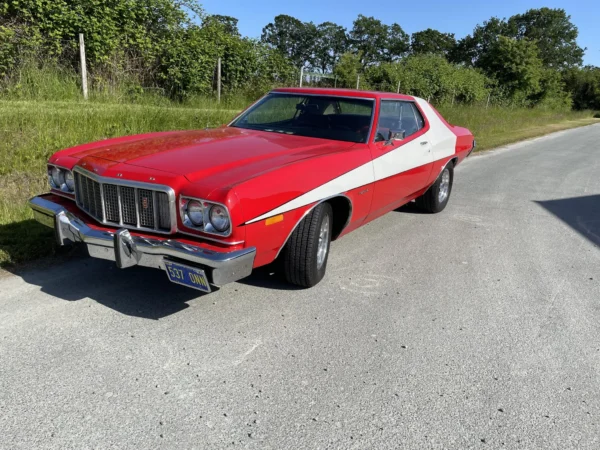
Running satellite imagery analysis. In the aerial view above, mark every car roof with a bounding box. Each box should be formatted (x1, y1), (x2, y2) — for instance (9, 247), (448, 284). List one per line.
(271, 87), (417, 102)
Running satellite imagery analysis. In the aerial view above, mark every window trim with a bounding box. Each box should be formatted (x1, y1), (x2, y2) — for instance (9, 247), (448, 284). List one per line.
(372, 99), (430, 144)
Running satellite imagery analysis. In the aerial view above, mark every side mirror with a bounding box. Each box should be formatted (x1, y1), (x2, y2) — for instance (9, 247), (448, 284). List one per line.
(385, 129), (405, 145)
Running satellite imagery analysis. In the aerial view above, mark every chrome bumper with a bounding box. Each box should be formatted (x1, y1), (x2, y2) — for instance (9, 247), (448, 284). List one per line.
(29, 196), (256, 286)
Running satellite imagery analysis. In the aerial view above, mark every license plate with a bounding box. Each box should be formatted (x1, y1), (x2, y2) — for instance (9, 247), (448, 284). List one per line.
(164, 260), (211, 292)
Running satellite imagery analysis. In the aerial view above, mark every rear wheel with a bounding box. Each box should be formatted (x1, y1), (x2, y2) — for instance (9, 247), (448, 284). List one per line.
(283, 202), (332, 288)
(416, 163), (454, 213)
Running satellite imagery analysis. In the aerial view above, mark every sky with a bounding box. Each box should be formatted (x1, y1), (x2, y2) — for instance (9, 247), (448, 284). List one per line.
(200, 0), (600, 66)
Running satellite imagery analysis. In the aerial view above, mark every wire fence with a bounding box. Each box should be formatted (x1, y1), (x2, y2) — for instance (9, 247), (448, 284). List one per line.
(2, 34), (503, 108)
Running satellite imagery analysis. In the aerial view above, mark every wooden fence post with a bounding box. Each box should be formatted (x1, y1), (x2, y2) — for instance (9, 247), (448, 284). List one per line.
(78, 33), (88, 100)
(217, 58), (221, 103)
(356, 75), (360, 90)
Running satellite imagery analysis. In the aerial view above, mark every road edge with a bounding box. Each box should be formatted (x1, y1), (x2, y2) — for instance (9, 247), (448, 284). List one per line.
(470, 121), (600, 159)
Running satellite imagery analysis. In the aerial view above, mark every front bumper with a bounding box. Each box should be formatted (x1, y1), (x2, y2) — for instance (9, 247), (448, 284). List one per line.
(29, 196), (256, 287)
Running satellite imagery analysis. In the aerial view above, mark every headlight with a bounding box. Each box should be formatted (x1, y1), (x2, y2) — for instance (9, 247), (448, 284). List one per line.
(209, 205), (230, 232)
(187, 200), (204, 226)
(65, 171), (75, 191)
(51, 166), (64, 189)
(48, 165), (75, 193)
(180, 196), (231, 236)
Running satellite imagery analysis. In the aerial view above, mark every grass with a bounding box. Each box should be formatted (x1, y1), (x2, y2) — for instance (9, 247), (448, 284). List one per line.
(0, 98), (598, 267)
(439, 105), (598, 151)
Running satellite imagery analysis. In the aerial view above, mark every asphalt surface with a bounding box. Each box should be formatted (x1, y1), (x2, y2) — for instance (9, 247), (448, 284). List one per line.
(1, 125), (600, 449)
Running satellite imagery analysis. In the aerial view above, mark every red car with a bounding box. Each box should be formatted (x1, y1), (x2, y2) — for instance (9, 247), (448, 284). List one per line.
(29, 88), (474, 291)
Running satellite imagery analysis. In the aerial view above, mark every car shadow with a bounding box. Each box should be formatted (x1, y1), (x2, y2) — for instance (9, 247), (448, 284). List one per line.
(394, 201), (428, 214)
(8, 250), (207, 320)
(6, 247), (303, 319)
(536, 195), (600, 248)
(236, 264), (304, 291)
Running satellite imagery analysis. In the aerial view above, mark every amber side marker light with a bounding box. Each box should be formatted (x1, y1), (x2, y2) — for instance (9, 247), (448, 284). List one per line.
(265, 214), (284, 226)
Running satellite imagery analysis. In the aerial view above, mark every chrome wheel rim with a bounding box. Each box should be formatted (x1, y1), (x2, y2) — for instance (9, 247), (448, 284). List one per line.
(438, 169), (450, 203)
(316, 215), (330, 270)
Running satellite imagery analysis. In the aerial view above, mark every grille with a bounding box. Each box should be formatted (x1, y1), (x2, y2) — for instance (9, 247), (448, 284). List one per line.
(74, 170), (173, 233)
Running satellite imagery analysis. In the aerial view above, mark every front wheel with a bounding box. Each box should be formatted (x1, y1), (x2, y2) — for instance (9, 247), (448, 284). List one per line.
(283, 202), (332, 288)
(416, 163), (454, 213)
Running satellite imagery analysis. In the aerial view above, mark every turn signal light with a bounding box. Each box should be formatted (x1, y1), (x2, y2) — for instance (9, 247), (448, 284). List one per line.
(265, 214), (284, 226)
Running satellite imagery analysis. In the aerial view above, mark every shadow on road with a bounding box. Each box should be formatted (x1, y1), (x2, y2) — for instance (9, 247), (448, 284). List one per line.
(536, 195), (600, 247)
(394, 201), (428, 214)
(11, 251), (205, 320)
(236, 264), (303, 291)
(8, 250), (300, 319)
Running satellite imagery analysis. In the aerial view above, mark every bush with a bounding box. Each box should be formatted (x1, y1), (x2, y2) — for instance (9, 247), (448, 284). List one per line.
(0, 1), (297, 102)
(363, 54), (489, 104)
(564, 66), (600, 111)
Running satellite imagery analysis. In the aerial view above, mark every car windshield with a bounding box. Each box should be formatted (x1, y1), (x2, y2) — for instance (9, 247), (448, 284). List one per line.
(230, 93), (374, 143)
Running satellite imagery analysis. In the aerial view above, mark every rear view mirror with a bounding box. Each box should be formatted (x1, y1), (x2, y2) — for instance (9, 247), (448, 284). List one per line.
(385, 129), (405, 145)
(296, 103), (319, 113)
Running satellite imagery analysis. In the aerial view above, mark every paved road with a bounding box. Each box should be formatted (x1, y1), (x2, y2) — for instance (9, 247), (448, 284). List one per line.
(1, 125), (600, 449)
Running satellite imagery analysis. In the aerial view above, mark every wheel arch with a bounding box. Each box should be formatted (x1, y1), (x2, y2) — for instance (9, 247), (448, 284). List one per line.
(275, 194), (353, 259)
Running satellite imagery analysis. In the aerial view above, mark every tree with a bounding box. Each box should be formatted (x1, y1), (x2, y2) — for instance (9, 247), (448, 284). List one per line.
(0, 0), (203, 62)
(452, 17), (508, 66)
(454, 9), (584, 70)
(530, 68), (572, 109)
(349, 15), (409, 67)
(204, 15), (240, 36)
(411, 29), (456, 56)
(333, 52), (362, 88)
(506, 8), (584, 68)
(313, 22), (347, 73)
(364, 54), (489, 103)
(159, 20), (296, 99)
(261, 15), (315, 67)
(563, 66), (600, 110)
(483, 36), (544, 103)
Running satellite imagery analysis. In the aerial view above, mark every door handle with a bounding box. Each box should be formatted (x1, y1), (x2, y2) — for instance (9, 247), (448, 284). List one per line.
(420, 141), (428, 146)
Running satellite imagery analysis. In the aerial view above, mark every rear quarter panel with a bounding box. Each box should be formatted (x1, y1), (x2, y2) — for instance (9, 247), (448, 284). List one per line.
(452, 126), (475, 162)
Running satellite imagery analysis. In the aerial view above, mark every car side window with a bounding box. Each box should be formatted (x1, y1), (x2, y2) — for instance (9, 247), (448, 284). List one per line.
(402, 102), (425, 136)
(375, 100), (425, 142)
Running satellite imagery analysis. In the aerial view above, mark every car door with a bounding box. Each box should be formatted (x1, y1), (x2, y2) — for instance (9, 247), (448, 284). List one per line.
(367, 99), (433, 219)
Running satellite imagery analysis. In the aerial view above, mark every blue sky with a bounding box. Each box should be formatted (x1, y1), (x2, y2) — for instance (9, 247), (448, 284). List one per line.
(200, 0), (599, 66)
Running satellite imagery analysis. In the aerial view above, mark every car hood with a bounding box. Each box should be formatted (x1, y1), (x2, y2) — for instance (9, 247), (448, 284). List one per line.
(68, 128), (355, 186)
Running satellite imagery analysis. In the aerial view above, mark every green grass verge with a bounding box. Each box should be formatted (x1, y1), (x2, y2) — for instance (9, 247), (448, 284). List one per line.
(439, 105), (598, 151)
(0, 100), (598, 267)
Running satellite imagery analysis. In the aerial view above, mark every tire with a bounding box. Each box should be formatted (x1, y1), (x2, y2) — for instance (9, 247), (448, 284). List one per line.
(283, 202), (333, 288)
(416, 162), (454, 213)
